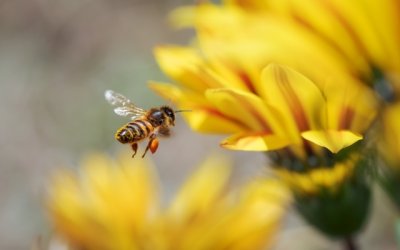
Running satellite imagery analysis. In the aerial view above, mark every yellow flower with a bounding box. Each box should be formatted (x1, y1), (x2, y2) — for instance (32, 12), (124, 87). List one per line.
(151, 61), (375, 159)
(48, 153), (290, 250)
(151, 2), (379, 158)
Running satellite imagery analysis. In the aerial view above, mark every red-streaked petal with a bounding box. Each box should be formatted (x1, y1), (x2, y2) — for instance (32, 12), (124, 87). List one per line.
(260, 64), (327, 132)
(184, 107), (247, 133)
(205, 88), (273, 132)
(221, 132), (291, 151)
(322, 80), (378, 133)
(149, 82), (245, 133)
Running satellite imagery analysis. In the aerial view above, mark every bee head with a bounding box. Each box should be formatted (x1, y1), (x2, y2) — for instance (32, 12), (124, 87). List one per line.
(161, 106), (175, 126)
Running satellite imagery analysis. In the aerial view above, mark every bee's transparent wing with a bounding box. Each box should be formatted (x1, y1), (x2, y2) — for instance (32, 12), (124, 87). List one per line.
(105, 90), (147, 119)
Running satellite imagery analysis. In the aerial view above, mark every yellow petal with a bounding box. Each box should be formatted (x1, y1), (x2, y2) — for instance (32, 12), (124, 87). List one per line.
(221, 132), (291, 151)
(184, 108), (246, 133)
(330, 1), (387, 69)
(301, 130), (362, 153)
(149, 82), (244, 133)
(148, 81), (185, 101)
(380, 102), (400, 166)
(316, 1), (371, 72)
(194, 4), (360, 88)
(168, 155), (232, 222)
(240, 179), (292, 206)
(154, 46), (220, 92)
(205, 88), (273, 132)
(214, 179), (290, 250)
(81, 154), (160, 248)
(224, 0), (271, 10)
(260, 64), (326, 133)
(323, 80), (377, 133)
(117, 153), (160, 223)
(361, 0), (400, 71)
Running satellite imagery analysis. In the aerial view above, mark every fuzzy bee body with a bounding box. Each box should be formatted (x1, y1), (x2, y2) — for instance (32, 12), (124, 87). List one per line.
(105, 90), (177, 157)
(116, 118), (153, 144)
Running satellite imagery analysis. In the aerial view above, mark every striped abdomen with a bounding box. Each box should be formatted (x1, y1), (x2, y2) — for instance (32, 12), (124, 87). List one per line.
(115, 119), (154, 144)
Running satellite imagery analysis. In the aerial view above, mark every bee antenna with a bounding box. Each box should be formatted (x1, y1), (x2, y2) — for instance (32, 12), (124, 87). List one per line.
(174, 109), (192, 113)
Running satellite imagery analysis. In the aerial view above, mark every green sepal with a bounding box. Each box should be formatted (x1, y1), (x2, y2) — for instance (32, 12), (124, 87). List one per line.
(294, 157), (372, 238)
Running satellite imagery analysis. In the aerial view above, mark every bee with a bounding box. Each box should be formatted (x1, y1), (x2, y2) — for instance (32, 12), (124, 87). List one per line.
(105, 90), (185, 158)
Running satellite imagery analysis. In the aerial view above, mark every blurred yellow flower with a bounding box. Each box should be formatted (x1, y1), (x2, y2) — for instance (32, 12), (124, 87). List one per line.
(168, 3), (358, 86)
(378, 102), (400, 208)
(48, 153), (290, 250)
(186, 0), (400, 97)
(224, 0), (400, 98)
(379, 102), (400, 170)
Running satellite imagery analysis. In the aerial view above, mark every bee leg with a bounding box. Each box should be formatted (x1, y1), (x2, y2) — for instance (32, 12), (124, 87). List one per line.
(149, 138), (159, 154)
(142, 135), (159, 158)
(131, 143), (138, 158)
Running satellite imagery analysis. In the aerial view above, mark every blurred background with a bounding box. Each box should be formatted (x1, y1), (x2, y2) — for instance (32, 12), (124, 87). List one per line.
(0, 0), (397, 249)
(0, 1), (268, 248)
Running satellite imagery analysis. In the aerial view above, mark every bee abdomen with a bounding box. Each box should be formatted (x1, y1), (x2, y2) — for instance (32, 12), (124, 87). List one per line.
(134, 119), (153, 136)
(115, 119), (153, 144)
(115, 127), (135, 143)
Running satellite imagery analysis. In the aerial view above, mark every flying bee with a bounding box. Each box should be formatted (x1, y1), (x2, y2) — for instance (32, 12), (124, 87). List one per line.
(105, 90), (187, 158)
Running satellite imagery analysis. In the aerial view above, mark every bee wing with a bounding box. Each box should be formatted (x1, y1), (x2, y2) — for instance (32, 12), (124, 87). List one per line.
(113, 107), (143, 119)
(104, 90), (147, 119)
(105, 90), (131, 106)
